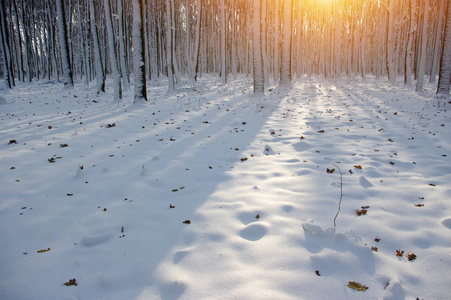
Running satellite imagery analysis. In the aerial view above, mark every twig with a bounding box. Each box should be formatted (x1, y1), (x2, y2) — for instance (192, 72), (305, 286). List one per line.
(332, 163), (343, 228)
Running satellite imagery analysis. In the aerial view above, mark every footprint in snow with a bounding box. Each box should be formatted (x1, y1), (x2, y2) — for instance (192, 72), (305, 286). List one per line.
(80, 232), (111, 247)
(239, 223), (268, 241)
(441, 217), (451, 229)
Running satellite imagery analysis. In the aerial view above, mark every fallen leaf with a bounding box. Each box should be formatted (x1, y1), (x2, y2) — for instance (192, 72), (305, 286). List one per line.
(315, 270), (321, 276)
(8, 139), (17, 145)
(354, 165), (362, 169)
(396, 249), (404, 257)
(37, 248), (51, 253)
(327, 168), (335, 174)
(347, 281), (368, 291)
(48, 158), (56, 163)
(106, 123), (116, 128)
(169, 204), (175, 208)
(172, 189), (178, 192)
(318, 130), (325, 133)
(414, 204), (424, 207)
(183, 220), (191, 224)
(67, 193), (73, 196)
(60, 144), (68, 148)
(371, 246), (378, 252)
(255, 214), (260, 219)
(407, 252), (417, 261)
(355, 209), (367, 216)
(240, 157), (248, 162)
(63, 278), (78, 286)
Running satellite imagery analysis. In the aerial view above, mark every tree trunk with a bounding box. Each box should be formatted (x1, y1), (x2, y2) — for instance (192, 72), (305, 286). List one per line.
(280, 0), (292, 87)
(133, 0), (147, 102)
(437, 0), (451, 96)
(90, 0), (105, 93)
(220, 0), (227, 84)
(118, 0), (130, 91)
(56, 0), (74, 88)
(104, 0), (122, 101)
(0, 0), (14, 88)
(416, 0), (429, 93)
(405, 0), (416, 86)
(166, 0), (175, 92)
(253, 0), (264, 93)
(386, 0), (396, 83)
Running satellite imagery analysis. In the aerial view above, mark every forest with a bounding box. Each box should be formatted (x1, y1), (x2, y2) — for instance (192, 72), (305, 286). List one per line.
(1, 1), (451, 299)
(1, 0), (450, 96)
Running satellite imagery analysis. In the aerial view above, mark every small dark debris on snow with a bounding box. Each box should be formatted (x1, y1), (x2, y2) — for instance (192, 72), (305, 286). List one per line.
(183, 220), (191, 224)
(60, 144), (69, 148)
(63, 278), (78, 286)
(8, 139), (17, 145)
(106, 123), (116, 128)
(315, 270), (321, 276)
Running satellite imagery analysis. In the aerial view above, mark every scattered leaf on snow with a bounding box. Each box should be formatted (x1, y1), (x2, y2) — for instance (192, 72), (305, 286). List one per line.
(183, 220), (191, 224)
(347, 281), (368, 291)
(48, 158), (56, 163)
(317, 130), (325, 133)
(10, 166), (16, 170)
(361, 206), (370, 209)
(67, 193), (73, 196)
(396, 249), (404, 257)
(371, 246), (378, 252)
(407, 252), (417, 261)
(106, 123), (116, 128)
(414, 204), (424, 207)
(8, 139), (17, 145)
(355, 209), (367, 216)
(389, 161), (395, 165)
(374, 237), (381, 243)
(240, 157), (248, 162)
(169, 204), (175, 208)
(354, 165), (362, 169)
(172, 189), (179, 192)
(428, 183), (436, 187)
(327, 168), (335, 174)
(60, 144), (68, 148)
(103, 208), (107, 211)
(315, 270), (321, 276)
(37, 248), (50, 253)
(63, 278), (78, 286)
(255, 214), (260, 219)
(387, 138), (394, 142)
(121, 227), (124, 233)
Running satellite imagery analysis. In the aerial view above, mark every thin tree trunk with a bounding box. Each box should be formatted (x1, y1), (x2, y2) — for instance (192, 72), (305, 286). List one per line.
(133, 0), (147, 102)
(416, 0), (429, 93)
(90, 0), (105, 93)
(253, 0), (264, 93)
(118, 0), (130, 90)
(104, 0), (122, 100)
(437, 0), (451, 96)
(166, 0), (175, 92)
(56, 0), (74, 87)
(280, 0), (292, 87)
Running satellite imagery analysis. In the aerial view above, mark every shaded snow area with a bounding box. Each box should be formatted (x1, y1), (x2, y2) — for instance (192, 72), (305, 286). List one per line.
(1, 76), (450, 299)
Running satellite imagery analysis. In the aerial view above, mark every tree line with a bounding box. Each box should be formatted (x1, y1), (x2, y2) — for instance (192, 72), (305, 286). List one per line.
(0, 0), (450, 101)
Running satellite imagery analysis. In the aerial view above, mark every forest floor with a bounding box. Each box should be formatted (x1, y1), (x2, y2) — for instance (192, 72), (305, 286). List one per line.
(0, 75), (450, 300)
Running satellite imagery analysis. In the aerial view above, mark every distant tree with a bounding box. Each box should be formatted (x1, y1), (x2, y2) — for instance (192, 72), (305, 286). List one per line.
(55, 0), (74, 87)
(437, 0), (451, 96)
(0, 0), (14, 88)
(416, 0), (429, 93)
(90, 0), (105, 94)
(280, 0), (292, 87)
(133, 0), (147, 102)
(253, 0), (264, 93)
(104, 0), (122, 101)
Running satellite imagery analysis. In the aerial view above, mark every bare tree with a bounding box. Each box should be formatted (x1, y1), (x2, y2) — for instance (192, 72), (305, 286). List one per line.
(133, 0), (147, 102)
(437, 0), (451, 96)
(56, 0), (74, 88)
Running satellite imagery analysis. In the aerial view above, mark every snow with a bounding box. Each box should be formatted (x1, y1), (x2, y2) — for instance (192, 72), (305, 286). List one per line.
(0, 76), (450, 299)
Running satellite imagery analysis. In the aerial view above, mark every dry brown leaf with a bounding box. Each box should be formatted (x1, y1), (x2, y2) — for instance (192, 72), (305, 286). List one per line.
(347, 281), (368, 291)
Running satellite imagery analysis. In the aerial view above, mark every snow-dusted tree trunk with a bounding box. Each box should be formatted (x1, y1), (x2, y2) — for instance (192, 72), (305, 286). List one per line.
(280, 0), (292, 87)
(166, 0), (175, 92)
(133, 0), (147, 102)
(430, 0), (446, 83)
(220, 0), (227, 84)
(56, 0), (74, 88)
(192, 0), (202, 81)
(437, 0), (451, 96)
(274, 0), (279, 82)
(253, 0), (264, 93)
(416, 0), (429, 93)
(118, 0), (130, 91)
(104, 0), (122, 101)
(90, 0), (105, 93)
(0, 0), (14, 88)
(405, 0), (416, 86)
(386, 0), (396, 83)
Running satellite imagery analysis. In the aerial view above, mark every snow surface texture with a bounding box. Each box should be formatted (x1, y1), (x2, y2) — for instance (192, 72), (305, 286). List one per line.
(0, 76), (450, 299)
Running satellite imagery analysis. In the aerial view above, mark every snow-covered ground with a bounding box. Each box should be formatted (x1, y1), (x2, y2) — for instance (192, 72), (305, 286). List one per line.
(1, 76), (450, 300)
